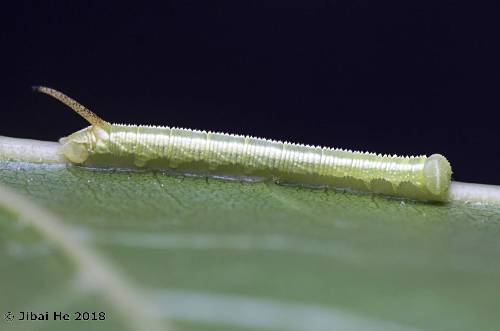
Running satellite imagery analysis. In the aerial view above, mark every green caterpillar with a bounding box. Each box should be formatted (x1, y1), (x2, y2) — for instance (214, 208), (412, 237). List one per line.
(34, 86), (452, 202)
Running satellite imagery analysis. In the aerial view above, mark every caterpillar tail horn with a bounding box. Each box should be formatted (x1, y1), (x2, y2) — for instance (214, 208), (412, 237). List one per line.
(32, 86), (109, 127)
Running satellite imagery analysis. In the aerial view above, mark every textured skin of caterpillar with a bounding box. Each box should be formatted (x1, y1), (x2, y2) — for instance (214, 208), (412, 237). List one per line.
(33, 85), (452, 202)
(60, 123), (452, 202)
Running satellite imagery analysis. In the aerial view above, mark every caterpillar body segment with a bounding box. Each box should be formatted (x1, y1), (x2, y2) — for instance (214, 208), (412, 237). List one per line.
(34, 86), (452, 202)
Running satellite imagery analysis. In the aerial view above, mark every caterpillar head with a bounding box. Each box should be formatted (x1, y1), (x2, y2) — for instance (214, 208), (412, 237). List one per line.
(423, 154), (452, 200)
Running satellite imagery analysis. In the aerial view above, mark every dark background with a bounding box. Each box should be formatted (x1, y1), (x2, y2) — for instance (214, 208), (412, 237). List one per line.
(3, 1), (499, 184)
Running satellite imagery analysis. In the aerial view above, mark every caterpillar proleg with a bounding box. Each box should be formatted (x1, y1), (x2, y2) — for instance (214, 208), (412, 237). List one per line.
(34, 86), (452, 202)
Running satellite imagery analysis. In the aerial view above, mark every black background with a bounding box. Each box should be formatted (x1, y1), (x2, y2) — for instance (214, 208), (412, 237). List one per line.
(3, 1), (499, 184)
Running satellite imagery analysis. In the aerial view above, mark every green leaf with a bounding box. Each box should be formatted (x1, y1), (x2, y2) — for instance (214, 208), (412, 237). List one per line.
(1, 157), (500, 330)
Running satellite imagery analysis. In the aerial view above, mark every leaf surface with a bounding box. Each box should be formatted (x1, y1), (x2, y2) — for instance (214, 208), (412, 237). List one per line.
(1, 161), (499, 331)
